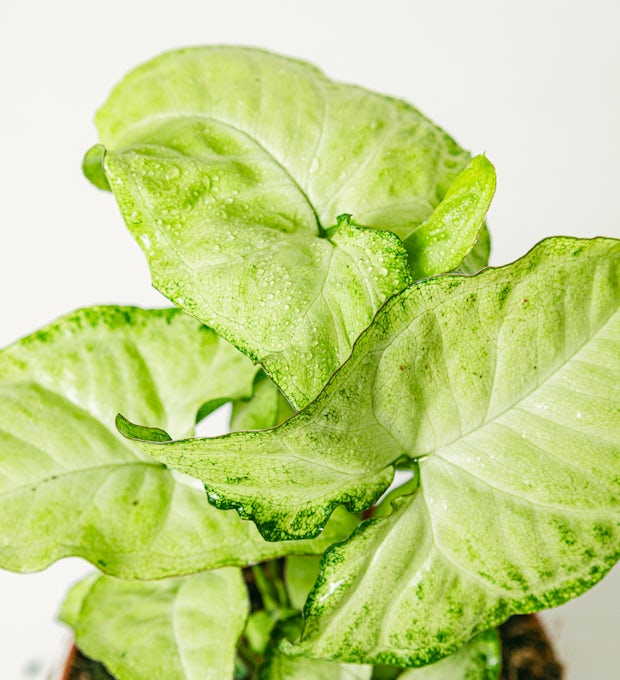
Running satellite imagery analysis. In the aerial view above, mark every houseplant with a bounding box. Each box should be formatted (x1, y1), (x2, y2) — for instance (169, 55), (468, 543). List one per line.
(0, 46), (617, 679)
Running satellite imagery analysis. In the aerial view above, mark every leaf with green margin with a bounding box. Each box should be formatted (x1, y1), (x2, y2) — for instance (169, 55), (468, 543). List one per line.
(124, 237), (619, 664)
(287, 237), (619, 665)
(116, 409), (396, 541)
(259, 616), (372, 680)
(231, 371), (295, 432)
(397, 630), (500, 679)
(0, 307), (355, 578)
(403, 155), (495, 280)
(290, 494), (517, 668)
(60, 568), (247, 680)
(88, 46), (489, 406)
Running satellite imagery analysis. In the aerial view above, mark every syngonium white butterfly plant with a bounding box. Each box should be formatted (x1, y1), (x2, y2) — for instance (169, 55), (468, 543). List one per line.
(1, 46), (618, 679)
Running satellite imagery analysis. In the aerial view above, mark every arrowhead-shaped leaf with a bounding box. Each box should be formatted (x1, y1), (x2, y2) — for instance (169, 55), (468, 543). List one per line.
(60, 568), (247, 680)
(124, 237), (619, 663)
(118, 409), (395, 541)
(295, 237), (620, 664)
(88, 47), (493, 406)
(0, 307), (354, 577)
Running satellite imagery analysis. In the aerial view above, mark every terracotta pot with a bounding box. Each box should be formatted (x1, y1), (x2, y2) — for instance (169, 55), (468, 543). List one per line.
(55, 644), (113, 680)
(55, 614), (562, 679)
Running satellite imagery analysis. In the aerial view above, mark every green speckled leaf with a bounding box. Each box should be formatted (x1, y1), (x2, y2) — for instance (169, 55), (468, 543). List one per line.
(297, 494), (517, 668)
(290, 237), (620, 664)
(61, 568), (247, 680)
(125, 237), (618, 663)
(259, 616), (372, 680)
(0, 307), (353, 577)
(398, 630), (500, 679)
(118, 408), (395, 541)
(88, 46), (488, 407)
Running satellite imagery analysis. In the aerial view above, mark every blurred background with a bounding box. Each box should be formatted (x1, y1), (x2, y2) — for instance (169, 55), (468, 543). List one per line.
(0, 1), (618, 677)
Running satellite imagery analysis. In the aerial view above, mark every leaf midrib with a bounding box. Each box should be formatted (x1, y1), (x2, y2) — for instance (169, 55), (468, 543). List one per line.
(430, 305), (618, 466)
(389, 264), (620, 462)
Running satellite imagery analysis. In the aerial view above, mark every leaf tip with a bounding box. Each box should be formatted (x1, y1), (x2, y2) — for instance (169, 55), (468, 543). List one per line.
(83, 144), (111, 191)
(115, 413), (172, 442)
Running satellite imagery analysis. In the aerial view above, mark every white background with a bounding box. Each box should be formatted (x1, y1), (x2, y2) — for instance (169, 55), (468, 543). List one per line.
(0, 1), (618, 677)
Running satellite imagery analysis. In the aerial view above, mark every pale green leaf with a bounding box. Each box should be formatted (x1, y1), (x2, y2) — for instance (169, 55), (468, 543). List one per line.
(94, 47), (471, 240)
(89, 46), (484, 406)
(259, 617), (372, 680)
(0, 307), (353, 577)
(245, 610), (282, 657)
(292, 237), (620, 664)
(61, 568), (247, 680)
(126, 237), (619, 663)
(285, 554), (323, 610)
(103, 142), (409, 408)
(58, 572), (100, 629)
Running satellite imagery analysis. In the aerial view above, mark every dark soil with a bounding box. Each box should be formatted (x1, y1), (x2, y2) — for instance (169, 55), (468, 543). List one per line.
(61, 614), (562, 679)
